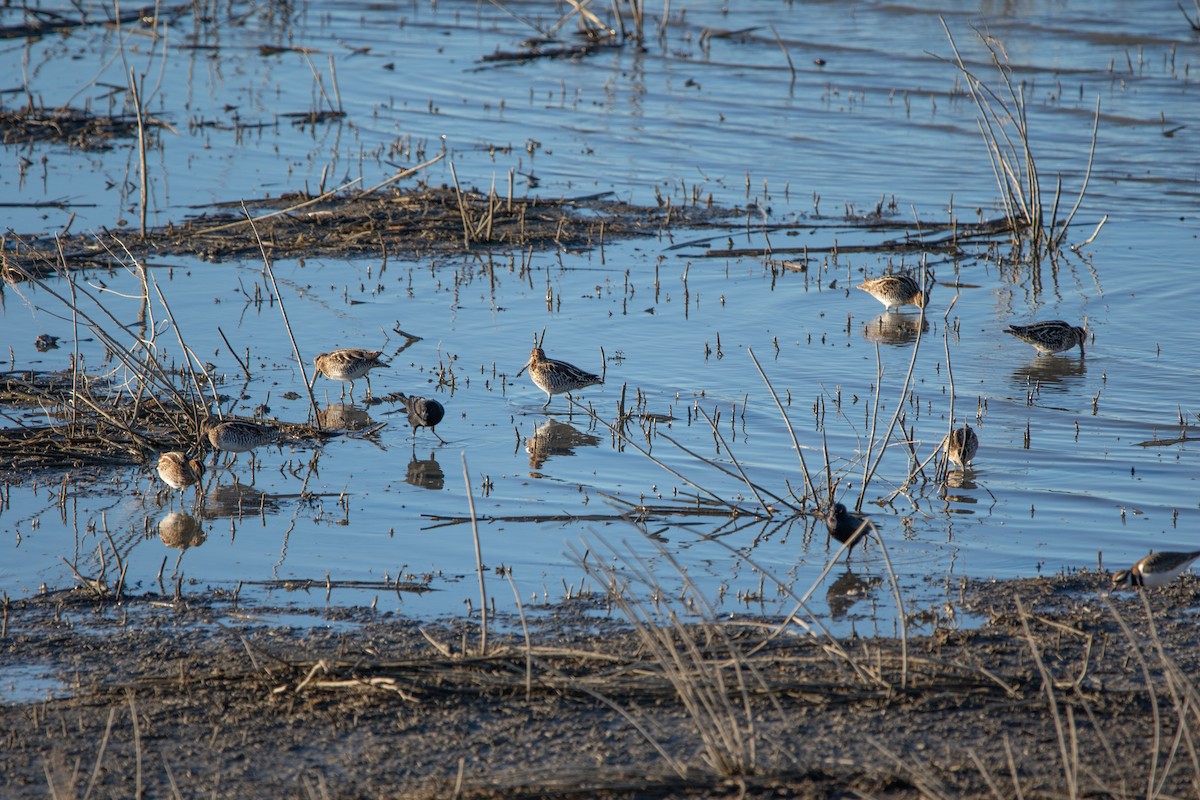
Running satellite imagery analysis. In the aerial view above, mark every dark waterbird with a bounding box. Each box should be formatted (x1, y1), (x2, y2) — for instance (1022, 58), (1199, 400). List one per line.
(825, 503), (871, 555)
(397, 393), (446, 443)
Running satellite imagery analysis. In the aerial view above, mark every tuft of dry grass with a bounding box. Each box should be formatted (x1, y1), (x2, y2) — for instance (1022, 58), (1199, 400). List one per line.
(940, 21), (1100, 262)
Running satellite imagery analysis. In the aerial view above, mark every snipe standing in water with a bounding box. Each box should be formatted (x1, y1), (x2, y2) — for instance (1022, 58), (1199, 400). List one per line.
(517, 347), (602, 410)
(856, 274), (928, 312)
(1005, 321), (1087, 355)
(1112, 551), (1200, 589)
(313, 348), (389, 399)
(395, 393), (446, 443)
(943, 424), (979, 470)
(825, 503), (871, 556)
(200, 416), (281, 465)
(156, 451), (205, 495)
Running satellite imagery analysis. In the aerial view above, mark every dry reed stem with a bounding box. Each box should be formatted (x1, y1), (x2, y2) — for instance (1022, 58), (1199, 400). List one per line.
(504, 572), (534, 698)
(574, 397), (761, 517)
(128, 68), (148, 237)
(463, 454), (488, 655)
(747, 347), (816, 504)
(242, 204), (321, 426)
(694, 404), (788, 511)
(855, 262), (929, 508)
(1016, 596), (1078, 798)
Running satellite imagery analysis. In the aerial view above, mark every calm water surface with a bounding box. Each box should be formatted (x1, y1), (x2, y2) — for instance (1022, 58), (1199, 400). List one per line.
(1, 0), (1198, 635)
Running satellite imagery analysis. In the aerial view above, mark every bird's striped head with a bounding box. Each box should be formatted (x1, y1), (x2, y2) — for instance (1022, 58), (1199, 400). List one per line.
(1111, 569), (1138, 588)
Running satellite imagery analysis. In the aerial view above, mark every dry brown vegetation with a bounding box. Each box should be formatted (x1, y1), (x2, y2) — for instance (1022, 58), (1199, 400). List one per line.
(3, 573), (1200, 798)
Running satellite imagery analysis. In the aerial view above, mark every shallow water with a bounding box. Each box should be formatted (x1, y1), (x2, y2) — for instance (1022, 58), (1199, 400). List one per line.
(2, 0), (1199, 635)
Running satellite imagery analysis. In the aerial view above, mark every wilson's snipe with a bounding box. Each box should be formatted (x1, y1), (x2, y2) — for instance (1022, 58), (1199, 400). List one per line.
(1112, 551), (1200, 588)
(1005, 321), (1087, 355)
(156, 451), (205, 493)
(200, 417), (280, 462)
(518, 347), (602, 410)
(313, 348), (389, 398)
(943, 424), (979, 470)
(856, 274), (928, 312)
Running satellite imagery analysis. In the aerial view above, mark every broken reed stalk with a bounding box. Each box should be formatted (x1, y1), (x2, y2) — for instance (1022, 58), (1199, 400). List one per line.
(448, 160), (474, 249)
(855, 263), (928, 508)
(872, 524), (909, 689)
(504, 571), (533, 698)
(242, 204), (321, 426)
(463, 453), (488, 655)
(1016, 597), (1079, 798)
(1051, 96), (1101, 250)
(694, 404), (788, 511)
(1128, 592), (1200, 794)
(151, 280), (221, 426)
(128, 68), (148, 237)
(1105, 595), (1165, 795)
(574, 397), (762, 517)
(770, 25), (796, 81)
(747, 347), (816, 505)
(18, 260), (192, 416)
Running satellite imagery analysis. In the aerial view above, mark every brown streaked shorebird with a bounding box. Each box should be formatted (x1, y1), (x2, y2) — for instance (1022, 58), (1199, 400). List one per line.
(156, 451), (205, 494)
(856, 274), (928, 312)
(396, 392), (446, 443)
(943, 424), (979, 470)
(200, 416), (281, 464)
(1112, 551), (1200, 589)
(517, 347), (602, 410)
(825, 503), (871, 556)
(313, 348), (389, 398)
(1005, 320), (1087, 356)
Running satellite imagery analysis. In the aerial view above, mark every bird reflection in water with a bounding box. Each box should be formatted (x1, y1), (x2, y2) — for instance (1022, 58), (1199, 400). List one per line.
(158, 511), (207, 550)
(1011, 354), (1086, 393)
(198, 482), (278, 519)
(316, 403), (374, 431)
(826, 569), (883, 620)
(525, 418), (602, 473)
(406, 452), (445, 490)
(862, 313), (929, 347)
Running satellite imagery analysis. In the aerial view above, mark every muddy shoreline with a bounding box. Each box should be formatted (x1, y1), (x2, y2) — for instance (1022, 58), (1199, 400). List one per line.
(3, 572), (1197, 798)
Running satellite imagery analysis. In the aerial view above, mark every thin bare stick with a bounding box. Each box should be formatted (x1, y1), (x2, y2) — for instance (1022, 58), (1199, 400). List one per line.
(217, 325), (252, 380)
(748, 347), (815, 504)
(872, 523), (909, 689)
(448, 160), (474, 248)
(505, 572), (533, 699)
(242, 204), (321, 425)
(463, 453), (488, 655)
(1053, 96), (1101, 248)
(1017, 597), (1078, 798)
(770, 25), (796, 80)
(856, 263), (928, 507)
(695, 404), (773, 511)
(128, 68), (148, 237)
(193, 155), (442, 236)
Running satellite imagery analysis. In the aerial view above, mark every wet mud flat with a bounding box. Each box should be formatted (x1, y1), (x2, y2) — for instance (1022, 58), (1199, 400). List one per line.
(1, 574), (1197, 799)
